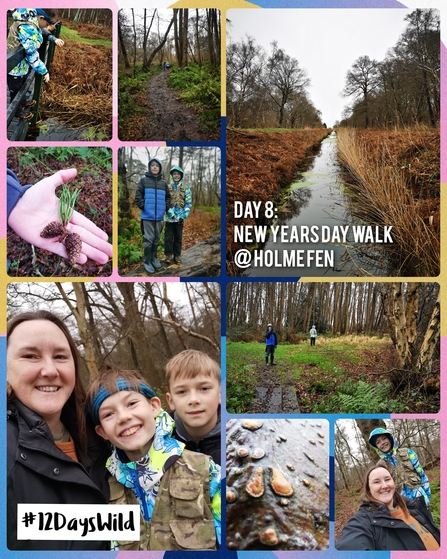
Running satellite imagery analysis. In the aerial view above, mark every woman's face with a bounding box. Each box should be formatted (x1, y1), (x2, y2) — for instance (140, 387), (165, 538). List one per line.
(368, 467), (396, 509)
(7, 320), (76, 425)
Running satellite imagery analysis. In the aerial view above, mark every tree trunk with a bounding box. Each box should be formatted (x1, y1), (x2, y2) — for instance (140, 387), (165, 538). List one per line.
(118, 18), (130, 69)
(416, 293), (440, 373)
(392, 283), (411, 369)
(355, 419), (387, 463)
(143, 18), (175, 71)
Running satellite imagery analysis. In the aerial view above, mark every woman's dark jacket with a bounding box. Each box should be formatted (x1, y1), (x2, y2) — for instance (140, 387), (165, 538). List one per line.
(7, 399), (111, 550)
(336, 497), (440, 550)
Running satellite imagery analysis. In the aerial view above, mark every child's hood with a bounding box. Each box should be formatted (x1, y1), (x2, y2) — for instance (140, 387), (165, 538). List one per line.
(146, 158), (163, 179)
(170, 166), (184, 182)
(12, 8), (39, 26)
(368, 427), (398, 458)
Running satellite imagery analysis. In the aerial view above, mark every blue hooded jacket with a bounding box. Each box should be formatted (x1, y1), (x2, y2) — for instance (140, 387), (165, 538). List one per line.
(135, 158), (170, 221)
(368, 427), (431, 505)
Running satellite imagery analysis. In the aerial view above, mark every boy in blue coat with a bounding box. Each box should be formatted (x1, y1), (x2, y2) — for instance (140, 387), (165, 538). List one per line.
(265, 323), (277, 366)
(135, 159), (171, 274)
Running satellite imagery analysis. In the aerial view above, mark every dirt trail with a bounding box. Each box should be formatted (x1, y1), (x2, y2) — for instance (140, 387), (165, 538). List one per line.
(144, 70), (211, 141)
(248, 364), (300, 414)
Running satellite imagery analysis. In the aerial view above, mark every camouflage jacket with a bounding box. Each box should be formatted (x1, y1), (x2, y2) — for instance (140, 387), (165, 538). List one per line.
(109, 450), (217, 551)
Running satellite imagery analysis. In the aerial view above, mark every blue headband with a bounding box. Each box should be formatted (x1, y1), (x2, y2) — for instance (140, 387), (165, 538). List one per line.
(90, 377), (157, 425)
(36, 9), (53, 24)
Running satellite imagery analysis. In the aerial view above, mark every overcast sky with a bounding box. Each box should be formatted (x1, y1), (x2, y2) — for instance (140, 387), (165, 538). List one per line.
(227, 9), (413, 126)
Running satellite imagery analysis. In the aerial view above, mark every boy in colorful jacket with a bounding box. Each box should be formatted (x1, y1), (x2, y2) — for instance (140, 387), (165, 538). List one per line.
(87, 367), (221, 551)
(135, 158), (171, 274)
(164, 166), (192, 265)
(369, 427), (431, 506)
(7, 8), (55, 119)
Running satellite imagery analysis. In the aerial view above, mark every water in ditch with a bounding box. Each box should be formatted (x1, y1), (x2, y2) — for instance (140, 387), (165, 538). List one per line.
(243, 132), (398, 277)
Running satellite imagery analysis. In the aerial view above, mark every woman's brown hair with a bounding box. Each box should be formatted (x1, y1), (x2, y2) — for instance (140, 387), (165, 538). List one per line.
(363, 464), (409, 514)
(7, 310), (87, 453)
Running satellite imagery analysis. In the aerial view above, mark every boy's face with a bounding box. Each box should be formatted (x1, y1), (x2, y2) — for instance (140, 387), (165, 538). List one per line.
(95, 391), (161, 461)
(150, 162), (160, 175)
(38, 16), (50, 29)
(375, 434), (392, 453)
(172, 171), (182, 181)
(166, 374), (220, 440)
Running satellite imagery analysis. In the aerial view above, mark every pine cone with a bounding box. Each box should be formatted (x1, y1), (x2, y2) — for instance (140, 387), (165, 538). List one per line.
(40, 221), (65, 239)
(65, 232), (82, 265)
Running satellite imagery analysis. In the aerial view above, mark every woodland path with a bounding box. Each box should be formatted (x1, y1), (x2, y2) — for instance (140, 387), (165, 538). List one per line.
(248, 363), (301, 414)
(144, 69), (210, 141)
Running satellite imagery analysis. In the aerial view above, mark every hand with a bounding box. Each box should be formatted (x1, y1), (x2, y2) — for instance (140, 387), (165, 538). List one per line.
(55, 38), (64, 47)
(43, 73), (50, 83)
(8, 168), (112, 264)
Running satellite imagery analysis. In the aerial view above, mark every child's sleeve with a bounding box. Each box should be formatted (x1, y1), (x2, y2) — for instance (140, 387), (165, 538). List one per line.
(135, 180), (144, 209)
(41, 28), (57, 43)
(181, 185), (192, 220)
(208, 458), (221, 546)
(408, 448), (431, 501)
(7, 167), (32, 217)
(17, 24), (48, 75)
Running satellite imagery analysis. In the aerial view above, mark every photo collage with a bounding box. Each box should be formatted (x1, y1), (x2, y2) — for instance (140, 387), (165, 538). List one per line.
(2, 1), (445, 557)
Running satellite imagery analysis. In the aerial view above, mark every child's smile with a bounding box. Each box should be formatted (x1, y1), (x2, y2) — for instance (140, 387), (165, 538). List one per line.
(96, 391), (161, 461)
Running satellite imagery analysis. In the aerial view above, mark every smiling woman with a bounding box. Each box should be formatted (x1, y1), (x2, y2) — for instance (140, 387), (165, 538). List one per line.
(336, 465), (440, 551)
(6, 310), (110, 550)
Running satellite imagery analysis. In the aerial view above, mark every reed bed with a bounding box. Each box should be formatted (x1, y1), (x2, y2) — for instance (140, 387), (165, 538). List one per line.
(41, 42), (112, 137)
(226, 127), (332, 274)
(336, 127), (439, 277)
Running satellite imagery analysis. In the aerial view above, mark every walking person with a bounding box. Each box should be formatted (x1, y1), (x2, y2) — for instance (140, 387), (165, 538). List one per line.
(265, 323), (277, 366)
(310, 325), (318, 346)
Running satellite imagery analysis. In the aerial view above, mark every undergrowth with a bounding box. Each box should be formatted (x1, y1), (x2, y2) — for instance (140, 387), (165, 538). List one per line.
(169, 63), (220, 131)
(336, 127), (439, 276)
(313, 379), (407, 414)
(118, 67), (160, 133)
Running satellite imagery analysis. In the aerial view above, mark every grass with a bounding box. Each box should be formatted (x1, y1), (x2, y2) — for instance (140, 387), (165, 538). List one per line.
(226, 335), (437, 414)
(226, 342), (259, 413)
(60, 26), (112, 47)
(336, 127), (439, 276)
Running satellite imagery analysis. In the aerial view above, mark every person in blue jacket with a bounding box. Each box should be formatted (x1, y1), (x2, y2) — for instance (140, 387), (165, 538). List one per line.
(265, 323), (277, 366)
(135, 158), (171, 274)
(369, 427), (431, 506)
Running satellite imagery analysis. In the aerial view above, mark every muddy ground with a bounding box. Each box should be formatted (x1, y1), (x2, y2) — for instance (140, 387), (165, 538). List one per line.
(142, 70), (218, 141)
